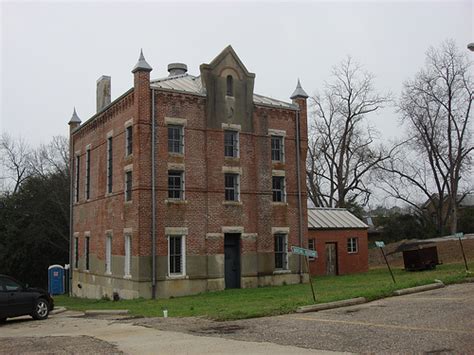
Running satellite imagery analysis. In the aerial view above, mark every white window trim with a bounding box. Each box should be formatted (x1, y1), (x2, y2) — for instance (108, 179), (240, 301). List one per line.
(74, 154), (80, 203)
(84, 232), (90, 271)
(308, 239), (316, 261)
(271, 135), (285, 163)
(167, 168), (185, 201)
(224, 172), (240, 202)
(73, 233), (79, 270)
(124, 233), (132, 278)
(124, 165), (133, 202)
(105, 232), (112, 275)
(125, 124), (133, 157)
(274, 233), (289, 271)
(224, 129), (240, 158)
(84, 146), (91, 200)
(167, 234), (186, 278)
(272, 175), (286, 203)
(348, 237), (358, 254)
(106, 135), (113, 195)
(167, 124), (185, 155)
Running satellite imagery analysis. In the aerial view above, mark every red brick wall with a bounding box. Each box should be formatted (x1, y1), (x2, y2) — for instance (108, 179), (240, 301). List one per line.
(308, 229), (368, 275)
(71, 76), (308, 276)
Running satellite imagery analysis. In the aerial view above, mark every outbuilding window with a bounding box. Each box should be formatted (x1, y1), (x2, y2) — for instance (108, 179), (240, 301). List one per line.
(308, 239), (316, 261)
(347, 237), (358, 253)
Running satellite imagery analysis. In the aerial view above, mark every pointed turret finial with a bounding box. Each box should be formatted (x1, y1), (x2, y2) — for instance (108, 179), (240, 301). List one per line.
(68, 107), (81, 125)
(132, 49), (153, 73)
(290, 78), (309, 99)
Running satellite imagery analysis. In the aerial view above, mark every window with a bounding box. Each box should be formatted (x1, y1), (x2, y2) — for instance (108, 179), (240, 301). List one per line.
(85, 148), (91, 199)
(274, 234), (288, 269)
(124, 234), (131, 277)
(226, 75), (233, 96)
(107, 137), (113, 193)
(308, 239), (316, 261)
(126, 126), (133, 156)
(271, 136), (284, 162)
(74, 237), (79, 269)
(272, 176), (286, 202)
(75, 155), (80, 202)
(224, 130), (239, 158)
(85, 236), (90, 271)
(168, 125), (184, 154)
(105, 234), (112, 274)
(125, 171), (132, 202)
(347, 237), (358, 253)
(168, 171), (184, 199)
(224, 173), (239, 201)
(168, 236), (185, 275)
(3, 278), (21, 292)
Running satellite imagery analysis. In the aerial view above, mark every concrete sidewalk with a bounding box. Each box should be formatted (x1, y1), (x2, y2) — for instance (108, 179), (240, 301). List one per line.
(0, 312), (343, 355)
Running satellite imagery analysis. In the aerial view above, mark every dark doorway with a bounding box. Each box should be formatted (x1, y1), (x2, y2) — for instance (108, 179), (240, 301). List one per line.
(325, 242), (338, 275)
(224, 234), (241, 289)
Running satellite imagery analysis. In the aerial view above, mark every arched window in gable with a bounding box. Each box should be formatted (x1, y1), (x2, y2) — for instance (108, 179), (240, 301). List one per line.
(226, 75), (233, 96)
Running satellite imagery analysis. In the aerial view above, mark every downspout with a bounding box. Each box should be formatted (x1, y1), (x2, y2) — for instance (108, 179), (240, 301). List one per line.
(151, 88), (157, 299)
(295, 108), (304, 282)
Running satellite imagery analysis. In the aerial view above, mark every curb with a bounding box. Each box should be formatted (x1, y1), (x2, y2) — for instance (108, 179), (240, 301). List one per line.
(296, 297), (366, 313)
(392, 281), (445, 296)
(50, 307), (67, 315)
(84, 309), (129, 316)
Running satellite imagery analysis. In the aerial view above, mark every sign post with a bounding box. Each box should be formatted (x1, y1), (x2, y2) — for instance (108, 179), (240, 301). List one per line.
(455, 233), (469, 272)
(375, 241), (396, 284)
(291, 246), (317, 303)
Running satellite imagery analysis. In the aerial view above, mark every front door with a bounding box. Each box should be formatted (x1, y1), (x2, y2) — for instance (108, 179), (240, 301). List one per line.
(325, 243), (338, 275)
(224, 234), (241, 289)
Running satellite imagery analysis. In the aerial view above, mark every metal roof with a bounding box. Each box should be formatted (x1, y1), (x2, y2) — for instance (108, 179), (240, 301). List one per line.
(150, 74), (297, 110)
(290, 79), (309, 99)
(308, 208), (368, 230)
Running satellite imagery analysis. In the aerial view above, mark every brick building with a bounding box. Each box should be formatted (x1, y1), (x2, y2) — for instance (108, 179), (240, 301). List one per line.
(307, 208), (368, 276)
(68, 46), (309, 299)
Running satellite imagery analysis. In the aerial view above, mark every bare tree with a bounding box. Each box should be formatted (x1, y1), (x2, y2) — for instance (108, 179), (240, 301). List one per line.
(307, 56), (391, 208)
(29, 136), (69, 178)
(378, 40), (473, 235)
(0, 133), (32, 194)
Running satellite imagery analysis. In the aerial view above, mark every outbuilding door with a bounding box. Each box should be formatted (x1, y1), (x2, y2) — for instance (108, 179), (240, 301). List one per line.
(224, 234), (241, 289)
(325, 242), (338, 275)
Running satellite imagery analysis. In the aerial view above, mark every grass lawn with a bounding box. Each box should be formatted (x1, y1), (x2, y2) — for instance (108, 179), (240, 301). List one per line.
(55, 262), (472, 321)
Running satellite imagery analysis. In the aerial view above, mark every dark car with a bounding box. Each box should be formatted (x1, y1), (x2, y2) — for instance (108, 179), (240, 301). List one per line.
(0, 274), (54, 322)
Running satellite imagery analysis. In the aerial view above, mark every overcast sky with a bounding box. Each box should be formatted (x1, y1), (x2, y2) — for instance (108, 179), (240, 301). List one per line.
(1, 0), (472, 147)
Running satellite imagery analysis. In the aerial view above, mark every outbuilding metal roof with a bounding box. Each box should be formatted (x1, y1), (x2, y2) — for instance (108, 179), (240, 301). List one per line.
(150, 74), (296, 110)
(308, 208), (368, 230)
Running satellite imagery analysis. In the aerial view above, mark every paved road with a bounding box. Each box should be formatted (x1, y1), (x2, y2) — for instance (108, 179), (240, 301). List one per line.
(0, 311), (337, 354)
(1, 283), (472, 354)
(134, 283), (474, 353)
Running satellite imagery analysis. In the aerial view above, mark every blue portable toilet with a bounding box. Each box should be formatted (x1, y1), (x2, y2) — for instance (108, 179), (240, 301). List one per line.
(48, 265), (65, 295)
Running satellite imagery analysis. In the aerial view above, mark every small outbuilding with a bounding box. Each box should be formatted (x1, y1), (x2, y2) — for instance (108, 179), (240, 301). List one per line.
(307, 208), (369, 276)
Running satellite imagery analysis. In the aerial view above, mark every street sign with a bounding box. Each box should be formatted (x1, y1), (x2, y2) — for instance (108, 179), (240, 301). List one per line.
(455, 232), (465, 239)
(375, 241), (385, 248)
(291, 246), (317, 258)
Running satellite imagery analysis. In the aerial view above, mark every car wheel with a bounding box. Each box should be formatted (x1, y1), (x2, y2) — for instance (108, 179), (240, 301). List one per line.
(32, 298), (50, 320)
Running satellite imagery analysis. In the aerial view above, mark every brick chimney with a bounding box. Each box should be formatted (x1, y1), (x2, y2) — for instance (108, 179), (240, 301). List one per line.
(96, 75), (111, 112)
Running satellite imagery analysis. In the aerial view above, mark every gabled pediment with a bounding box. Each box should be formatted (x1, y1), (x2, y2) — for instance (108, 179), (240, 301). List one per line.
(200, 45), (255, 80)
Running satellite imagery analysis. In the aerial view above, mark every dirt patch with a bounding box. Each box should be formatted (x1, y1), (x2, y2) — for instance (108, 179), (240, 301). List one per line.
(369, 238), (474, 267)
(0, 335), (122, 354)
